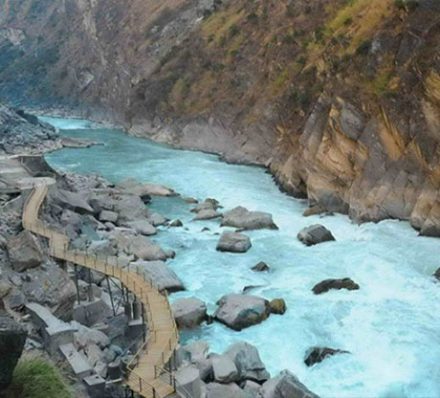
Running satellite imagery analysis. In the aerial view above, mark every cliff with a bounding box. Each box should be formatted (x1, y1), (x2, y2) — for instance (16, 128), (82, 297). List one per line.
(0, 0), (439, 235)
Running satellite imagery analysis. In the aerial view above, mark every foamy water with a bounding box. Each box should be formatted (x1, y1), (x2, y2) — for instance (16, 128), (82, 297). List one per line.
(43, 117), (440, 398)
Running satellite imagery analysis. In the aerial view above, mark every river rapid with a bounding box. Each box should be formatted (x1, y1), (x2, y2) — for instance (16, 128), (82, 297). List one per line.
(42, 117), (440, 398)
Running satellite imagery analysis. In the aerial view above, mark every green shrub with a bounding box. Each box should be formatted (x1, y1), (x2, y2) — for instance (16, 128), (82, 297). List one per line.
(4, 356), (71, 398)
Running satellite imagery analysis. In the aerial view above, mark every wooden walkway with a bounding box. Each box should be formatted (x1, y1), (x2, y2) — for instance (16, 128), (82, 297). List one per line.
(22, 180), (181, 398)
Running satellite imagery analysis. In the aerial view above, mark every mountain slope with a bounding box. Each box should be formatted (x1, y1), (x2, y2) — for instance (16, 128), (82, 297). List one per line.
(0, 0), (439, 234)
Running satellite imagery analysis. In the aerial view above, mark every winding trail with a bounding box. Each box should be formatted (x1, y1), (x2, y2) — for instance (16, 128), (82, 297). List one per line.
(22, 179), (180, 398)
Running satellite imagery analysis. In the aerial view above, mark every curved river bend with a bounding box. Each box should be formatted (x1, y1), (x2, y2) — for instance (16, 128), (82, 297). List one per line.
(43, 117), (440, 398)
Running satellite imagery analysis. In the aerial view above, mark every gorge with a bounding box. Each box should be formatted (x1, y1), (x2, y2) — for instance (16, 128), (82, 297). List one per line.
(0, 0), (440, 397)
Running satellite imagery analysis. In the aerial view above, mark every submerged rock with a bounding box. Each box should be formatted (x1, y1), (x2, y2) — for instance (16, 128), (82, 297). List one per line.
(297, 224), (335, 246)
(303, 205), (327, 217)
(172, 297), (207, 329)
(312, 278), (360, 295)
(433, 268), (440, 282)
(214, 294), (270, 331)
(216, 232), (252, 253)
(251, 261), (270, 272)
(221, 206), (278, 230)
(304, 347), (350, 367)
(169, 219), (183, 227)
(7, 231), (43, 272)
(261, 370), (319, 398)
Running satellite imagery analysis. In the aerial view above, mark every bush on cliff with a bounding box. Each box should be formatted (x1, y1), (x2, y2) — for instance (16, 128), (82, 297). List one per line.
(3, 355), (71, 398)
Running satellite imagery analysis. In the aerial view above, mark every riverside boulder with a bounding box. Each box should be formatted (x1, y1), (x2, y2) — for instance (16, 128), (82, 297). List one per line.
(205, 382), (249, 398)
(297, 225), (335, 246)
(214, 294), (270, 331)
(261, 370), (319, 398)
(212, 355), (239, 383)
(225, 342), (270, 383)
(221, 206), (278, 230)
(172, 298), (207, 329)
(312, 278), (360, 295)
(132, 260), (184, 292)
(216, 232), (251, 253)
(7, 230), (43, 272)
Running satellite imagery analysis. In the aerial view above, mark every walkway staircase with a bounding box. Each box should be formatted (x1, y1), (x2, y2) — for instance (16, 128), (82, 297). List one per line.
(22, 180), (181, 398)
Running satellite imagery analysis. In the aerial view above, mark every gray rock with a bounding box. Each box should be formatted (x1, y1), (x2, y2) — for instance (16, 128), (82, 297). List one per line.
(212, 355), (239, 383)
(191, 199), (220, 213)
(194, 209), (222, 220)
(172, 297), (207, 329)
(261, 370), (319, 398)
(7, 231), (43, 272)
(126, 235), (169, 261)
(99, 210), (118, 223)
(169, 219), (183, 227)
(175, 364), (203, 398)
(433, 268), (440, 281)
(94, 360), (108, 378)
(117, 178), (177, 197)
(51, 188), (94, 213)
(0, 314), (27, 390)
(312, 278), (360, 295)
(251, 262), (270, 272)
(225, 342), (270, 383)
(297, 225), (335, 246)
(214, 294), (270, 331)
(132, 260), (184, 292)
(177, 341), (210, 365)
(221, 206), (278, 230)
(147, 212), (168, 226)
(304, 347), (350, 367)
(84, 343), (106, 367)
(0, 280), (11, 299)
(73, 322), (110, 349)
(124, 220), (157, 236)
(205, 382), (249, 398)
(216, 232), (252, 253)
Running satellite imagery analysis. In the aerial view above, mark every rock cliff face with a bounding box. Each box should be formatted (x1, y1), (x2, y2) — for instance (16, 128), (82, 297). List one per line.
(0, 0), (439, 234)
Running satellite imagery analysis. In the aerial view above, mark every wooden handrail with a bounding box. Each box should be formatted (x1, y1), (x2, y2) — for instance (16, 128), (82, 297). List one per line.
(21, 181), (179, 398)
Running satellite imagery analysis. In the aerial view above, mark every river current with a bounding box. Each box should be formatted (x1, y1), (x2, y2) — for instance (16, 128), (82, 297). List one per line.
(42, 117), (440, 398)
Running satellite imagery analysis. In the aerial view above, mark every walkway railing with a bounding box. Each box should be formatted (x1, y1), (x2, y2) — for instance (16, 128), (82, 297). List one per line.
(21, 181), (183, 398)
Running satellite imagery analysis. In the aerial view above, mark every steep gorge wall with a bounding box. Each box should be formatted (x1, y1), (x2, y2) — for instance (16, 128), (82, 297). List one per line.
(0, 0), (439, 235)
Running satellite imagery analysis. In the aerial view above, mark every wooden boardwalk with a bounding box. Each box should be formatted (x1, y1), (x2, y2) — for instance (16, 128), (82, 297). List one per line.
(22, 180), (181, 398)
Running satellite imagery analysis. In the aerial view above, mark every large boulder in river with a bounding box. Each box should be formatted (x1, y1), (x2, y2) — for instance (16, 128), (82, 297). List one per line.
(132, 261), (184, 292)
(7, 231), (43, 272)
(304, 347), (350, 367)
(269, 299), (287, 315)
(172, 298), (207, 329)
(214, 294), (270, 331)
(225, 342), (270, 383)
(221, 206), (278, 230)
(216, 232), (251, 253)
(297, 224), (335, 246)
(433, 268), (440, 282)
(261, 370), (319, 398)
(312, 278), (359, 295)
(0, 313), (27, 390)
